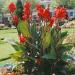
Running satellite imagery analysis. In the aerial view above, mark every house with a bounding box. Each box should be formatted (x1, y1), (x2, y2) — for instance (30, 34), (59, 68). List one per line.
(39, 0), (52, 5)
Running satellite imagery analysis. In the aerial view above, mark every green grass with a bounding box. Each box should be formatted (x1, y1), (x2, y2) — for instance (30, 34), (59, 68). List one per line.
(62, 28), (75, 33)
(0, 29), (18, 66)
(0, 29), (18, 41)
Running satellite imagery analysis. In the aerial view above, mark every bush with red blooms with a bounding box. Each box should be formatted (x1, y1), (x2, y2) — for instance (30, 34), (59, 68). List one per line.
(8, 1), (73, 75)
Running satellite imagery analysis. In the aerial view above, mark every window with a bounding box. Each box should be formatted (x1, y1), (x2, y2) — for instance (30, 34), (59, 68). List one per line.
(70, 11), (73, 16)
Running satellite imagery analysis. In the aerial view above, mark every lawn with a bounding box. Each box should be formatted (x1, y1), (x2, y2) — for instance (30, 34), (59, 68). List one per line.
(0, 28), (75, 66)
(0, 29), (18, 66)
(62, 28), (75, 33)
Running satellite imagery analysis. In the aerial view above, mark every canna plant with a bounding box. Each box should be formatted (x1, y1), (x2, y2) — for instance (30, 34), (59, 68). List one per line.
(2, 0), (73, 75)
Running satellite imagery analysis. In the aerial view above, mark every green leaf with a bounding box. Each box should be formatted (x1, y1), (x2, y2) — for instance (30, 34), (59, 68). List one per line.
(60, 44), (73, 53)
(61, 44), (73, 61)
(51, 27), (55, 36)
(61, 31), (68, 38)
(41, 28), (51, 49)
(30, 22), (37, 40)
(66, 64), (73, 72)
(0, 57), (11, 62)
(42, 49), (56, 59)
(17, 20), (30, 38)
(61, 55), (72, 61)
(10, 42), (25, 51)
(56, 31), (68, 48)
(10, 50), (23, 61)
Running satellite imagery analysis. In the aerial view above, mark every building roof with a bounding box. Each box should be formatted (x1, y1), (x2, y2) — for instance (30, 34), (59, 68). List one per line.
(39, 0), (52, 4)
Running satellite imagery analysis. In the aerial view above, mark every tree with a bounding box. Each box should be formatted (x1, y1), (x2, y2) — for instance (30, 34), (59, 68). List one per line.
(50, 0), (75, 9)
(22, 0), (37, 9)
(0, 0), (3, 12)
(50, 0), (59, 9)
(67, 0), (75, 9)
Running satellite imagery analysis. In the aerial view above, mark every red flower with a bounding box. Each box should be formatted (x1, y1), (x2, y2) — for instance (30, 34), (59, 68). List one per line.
(43, 8), (51, 21)
(54, 7), (68, 19)
(35, 58), (42, 65)
(19, 35), (27, 44)
(38, 8), (44, 17)
(36, 4), (44, 17)
(49, 17), (56, 27)
(8, 2), (16, 13)
(24, 2), (31, 9)
(22, 15), (28, 21)
(12, 15), (18, 25)
(36, 4), (51, 21)
(36, 3), (42, 10)
(23, 9), (30, 17)
(23, 2), (31, 20)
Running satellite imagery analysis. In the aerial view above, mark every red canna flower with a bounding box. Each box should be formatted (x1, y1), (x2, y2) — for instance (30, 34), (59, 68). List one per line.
(43, 8), (51, 21)
(36, 4), (51, 21)
(36, 3), (42, 10)
(23, 2), (31, 21)
(24, 2), (31, 10)
(36, 4), (44, 18)
(12, 15), (18, 25)
(23, 9), (30, 17)
(38, 8), (44, 17)
(8, 2), (16, 13)
(49, 17), (56, 27)
(54, 6), (68, 19)
(18, 34), (27, 44)
(22, 15), (28, 21)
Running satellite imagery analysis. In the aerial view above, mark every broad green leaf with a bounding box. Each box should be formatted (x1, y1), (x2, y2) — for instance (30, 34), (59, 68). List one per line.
(61, 55), (72, 61)
(42, 49), (56, 59)
(17, 20), (30, 38)
(60, 44), (73, 53)
(30, 22), (37, 40)
(41, 25), (51, 49)
(61, 31), (68, 38)
(56, 31), (68, 47)
(10, 50), (23, 61)
(11, 42), (25, 51)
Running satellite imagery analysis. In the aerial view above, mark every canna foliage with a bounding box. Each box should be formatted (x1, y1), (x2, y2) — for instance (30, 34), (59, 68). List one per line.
(0, 0), (74, 75)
